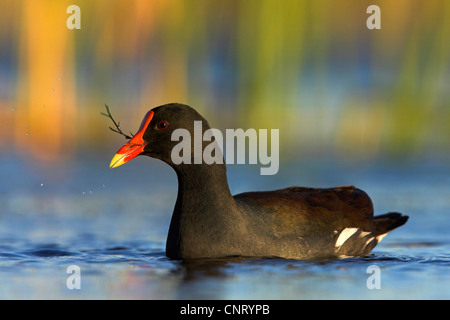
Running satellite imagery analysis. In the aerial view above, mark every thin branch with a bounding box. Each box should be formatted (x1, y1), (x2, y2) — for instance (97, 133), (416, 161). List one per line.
(101, 104), (134, 139)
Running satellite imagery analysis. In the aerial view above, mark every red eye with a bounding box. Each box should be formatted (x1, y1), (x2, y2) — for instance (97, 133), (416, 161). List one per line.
(157, 120), (168, 130)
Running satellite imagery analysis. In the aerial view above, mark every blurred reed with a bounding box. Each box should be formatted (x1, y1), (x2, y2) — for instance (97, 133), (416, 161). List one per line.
(0, 0), (448, 163)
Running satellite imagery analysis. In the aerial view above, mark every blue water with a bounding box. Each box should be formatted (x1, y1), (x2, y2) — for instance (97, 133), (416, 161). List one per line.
(0, 154), (449, 299)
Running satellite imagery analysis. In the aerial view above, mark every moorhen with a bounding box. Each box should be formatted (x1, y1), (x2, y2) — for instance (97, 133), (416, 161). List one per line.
(109, 103), (408, 260)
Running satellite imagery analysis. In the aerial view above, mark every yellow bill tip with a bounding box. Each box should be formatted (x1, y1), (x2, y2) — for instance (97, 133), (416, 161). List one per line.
(109, 153), (127, 169)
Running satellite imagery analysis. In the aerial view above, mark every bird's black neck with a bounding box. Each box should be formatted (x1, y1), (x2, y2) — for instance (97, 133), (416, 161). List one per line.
(166, 162), (239, 258)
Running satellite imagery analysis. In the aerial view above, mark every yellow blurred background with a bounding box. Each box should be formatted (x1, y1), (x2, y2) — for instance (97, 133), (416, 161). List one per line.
(0, 0), (449, 164)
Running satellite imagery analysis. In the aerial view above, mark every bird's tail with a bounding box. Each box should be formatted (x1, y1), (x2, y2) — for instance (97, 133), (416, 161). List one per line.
(373, 212), (409, 238)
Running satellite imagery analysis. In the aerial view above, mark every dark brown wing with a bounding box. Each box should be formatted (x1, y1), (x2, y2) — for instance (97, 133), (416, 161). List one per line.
(233, 185), (375, 233)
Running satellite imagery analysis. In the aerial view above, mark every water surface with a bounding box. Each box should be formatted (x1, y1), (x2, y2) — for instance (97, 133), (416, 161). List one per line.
(0, 155), (449, 299)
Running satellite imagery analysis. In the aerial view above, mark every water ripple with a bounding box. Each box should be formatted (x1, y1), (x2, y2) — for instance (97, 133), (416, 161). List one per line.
(23, 249), (78, 258)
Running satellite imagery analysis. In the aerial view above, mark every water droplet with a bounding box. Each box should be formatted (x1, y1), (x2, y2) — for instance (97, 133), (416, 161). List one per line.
(26, 133), (30, 136)
(40, 183), (44, 187)
(82, 191), (85, 195)
(11, 107), (15, 111)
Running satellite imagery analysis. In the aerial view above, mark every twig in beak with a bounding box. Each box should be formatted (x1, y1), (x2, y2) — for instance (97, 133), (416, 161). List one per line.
(101, 104), (134, 139)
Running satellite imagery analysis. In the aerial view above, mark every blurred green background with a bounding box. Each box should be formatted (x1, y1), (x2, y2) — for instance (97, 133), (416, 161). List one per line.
(0, 0), (449, 165)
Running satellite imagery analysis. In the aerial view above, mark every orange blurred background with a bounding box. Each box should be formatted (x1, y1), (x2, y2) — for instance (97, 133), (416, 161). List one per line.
(0, 0), (449, 164)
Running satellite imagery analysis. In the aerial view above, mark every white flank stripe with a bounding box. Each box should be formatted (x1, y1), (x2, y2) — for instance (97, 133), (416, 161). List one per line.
(335, 228), (359, 247)
(359, 231), (372, 238)
(365, 237), (375, 247)
(376, 233), (388, 243)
